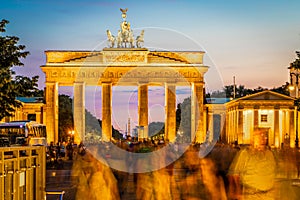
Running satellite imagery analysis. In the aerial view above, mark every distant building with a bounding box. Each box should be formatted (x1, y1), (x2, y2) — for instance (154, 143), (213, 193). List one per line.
(1, 97), (45, 124)
(205, 97), (230, 143)
(224, 90), (296, 148)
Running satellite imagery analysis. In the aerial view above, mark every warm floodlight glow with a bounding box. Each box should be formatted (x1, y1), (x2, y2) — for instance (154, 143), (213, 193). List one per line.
(289, 85), (295, 91)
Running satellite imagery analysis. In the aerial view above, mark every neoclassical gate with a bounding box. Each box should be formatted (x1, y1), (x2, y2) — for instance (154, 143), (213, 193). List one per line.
(40, 9), (209, 144)
(41, 48), (208, 144)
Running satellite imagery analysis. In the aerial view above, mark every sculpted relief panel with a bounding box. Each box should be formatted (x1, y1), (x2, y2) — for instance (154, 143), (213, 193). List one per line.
(103, 51), (147, 64)
(44, 66), (203, 85)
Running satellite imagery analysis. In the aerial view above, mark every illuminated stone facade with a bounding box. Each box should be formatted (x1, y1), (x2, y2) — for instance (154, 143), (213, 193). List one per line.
(41, 48), (208, 144)
(224, 90), (297, 148)
(1, 97), (45, 125)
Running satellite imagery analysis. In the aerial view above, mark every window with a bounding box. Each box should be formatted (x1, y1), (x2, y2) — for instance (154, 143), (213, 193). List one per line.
(261, 114), (268, 122)
(27, 114), (36, 121)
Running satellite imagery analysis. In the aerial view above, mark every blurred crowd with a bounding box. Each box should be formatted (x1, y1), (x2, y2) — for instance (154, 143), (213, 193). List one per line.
(49, 131), (300, 200)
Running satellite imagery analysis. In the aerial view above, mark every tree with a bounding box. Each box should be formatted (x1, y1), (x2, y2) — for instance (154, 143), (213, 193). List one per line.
(0, 19), (29, 120)
(14, 75), (43, 97)
(148, 122), (165, 138)
(58, 95), (74, 142)
(180, 97), (192, 142)
(271, 82), (290, 96)
(58, 94), (123, 142)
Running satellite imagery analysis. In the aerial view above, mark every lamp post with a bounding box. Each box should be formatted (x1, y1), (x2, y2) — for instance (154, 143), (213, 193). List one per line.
(68, 130), (75, 143)
(289, 64), (300, 148)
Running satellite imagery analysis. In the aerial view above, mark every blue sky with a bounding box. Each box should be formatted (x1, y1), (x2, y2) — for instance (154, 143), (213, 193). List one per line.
(2, 0), (300, 131)
(2, 0), (299, 88)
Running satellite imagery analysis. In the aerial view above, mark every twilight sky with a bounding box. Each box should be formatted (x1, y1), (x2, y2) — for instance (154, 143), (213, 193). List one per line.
(2, 0), (300, 132)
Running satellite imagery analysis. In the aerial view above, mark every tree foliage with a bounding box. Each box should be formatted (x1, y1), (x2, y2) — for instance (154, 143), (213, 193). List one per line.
(290, 51), (300, 69)
(58, 94), (123, 142)
(209, 83), (290, 99)
(14, 75), (43, 97)
(0, 19), (30, 120)
(58, 95), (74, 142)
(179, 97), (192, 142)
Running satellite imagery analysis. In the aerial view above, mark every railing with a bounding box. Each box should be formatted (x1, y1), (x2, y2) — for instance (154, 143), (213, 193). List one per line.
(0, 146), (46, 200)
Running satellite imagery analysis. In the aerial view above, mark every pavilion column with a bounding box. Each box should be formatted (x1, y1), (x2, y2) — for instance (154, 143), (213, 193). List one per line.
(36, 112), (42, 124)
(233, 109), (237, 142)
(219, 112), (226, 143)
(191, 82), (204, 143)
(138, 84), (148, 140)
(45, 82), (58, 144)
(23, 112), (28, 121)
(282, 110), (287, 145)
(74, 82), (85, 144)
(207, 111), (214, 142)
(231, 109), (235, 143)
(225, 111), (229, 143)
(165, 83), (176, 142)
(289, 109), (295, 148)
(102, 82), (112, 142)
(274, 108), (280, 147)
(251, 107), (259, 144)
(203, 106), (208, 139)
(237, 108), (243, 144)
(253, 107), (259, 128)
(229, 109), (234, 143)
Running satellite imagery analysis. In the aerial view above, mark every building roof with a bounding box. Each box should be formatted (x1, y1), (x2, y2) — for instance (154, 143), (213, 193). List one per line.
(16, 97), (44, 103)
(206, 98), (231, 104)
(224, 90), (295, 108)
(226, 90), (294, 103)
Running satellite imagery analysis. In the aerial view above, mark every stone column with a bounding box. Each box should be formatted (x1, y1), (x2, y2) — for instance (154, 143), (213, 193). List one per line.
(233, 109), (237, 142)
(36, 112), (42, 124)
(253, 107), (259, 128)
(251, 107), (259, 144)
(74, 82), (85, 144)
(226, 111), (229, 143)
(282, 110), (287, 145)
(23, 112), (28, 121)
(138, 84), (148, 140)
(289, 109), (295, 148)
(45, 82), (58, 144)
(207, 111), (214, 142)
(274, 108), (279, 147)
(102, 82), (112, 142)
(237, 108), (243, 144)
(191, 82), (204, 143)
(165, 83), (176, 142)
(230, 109), (234, 143)
(219, 112), (226, 143)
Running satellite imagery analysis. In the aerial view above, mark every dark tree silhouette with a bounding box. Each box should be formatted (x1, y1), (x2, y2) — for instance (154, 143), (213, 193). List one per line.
(0, 19), (29, 120)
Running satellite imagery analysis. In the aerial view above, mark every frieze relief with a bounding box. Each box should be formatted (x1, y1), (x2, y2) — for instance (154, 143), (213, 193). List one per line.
(47, 68), (202, 80)
(103, 52), (147, 63)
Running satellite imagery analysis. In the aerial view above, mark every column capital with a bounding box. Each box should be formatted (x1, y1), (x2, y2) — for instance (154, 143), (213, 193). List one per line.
(192, 81), (204, 86)
(274, 105), (280, 109)
(74, 81), (86, 85)
(253, 105), (260, 109)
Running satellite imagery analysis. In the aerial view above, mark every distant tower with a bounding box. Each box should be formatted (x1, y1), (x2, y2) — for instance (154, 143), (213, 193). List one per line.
(128, 118), (131, 136)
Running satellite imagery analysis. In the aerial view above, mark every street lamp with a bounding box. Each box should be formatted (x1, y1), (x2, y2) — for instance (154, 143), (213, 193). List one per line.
(289, 63), (300, 148)
(68, 130), (75, 143)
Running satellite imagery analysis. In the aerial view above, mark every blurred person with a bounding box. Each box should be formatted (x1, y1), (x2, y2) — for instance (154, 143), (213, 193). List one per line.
(227, 128), (276, 200)
(200, 158), (227, 200)
(72, 145), (120, 200)
(66, 142), (73, 160)
(135, 142), (180, 200)
(177, 145), (227, 200)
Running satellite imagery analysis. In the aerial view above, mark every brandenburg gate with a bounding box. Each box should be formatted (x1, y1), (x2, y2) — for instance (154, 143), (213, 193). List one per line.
(41, 9), (209, 144)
